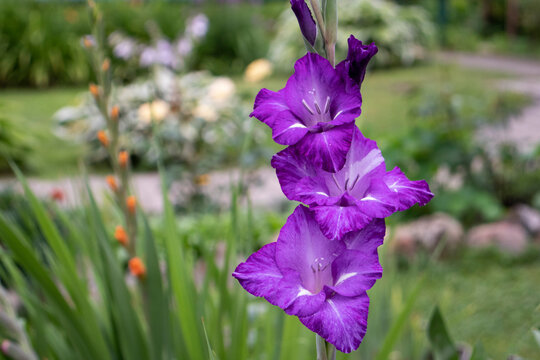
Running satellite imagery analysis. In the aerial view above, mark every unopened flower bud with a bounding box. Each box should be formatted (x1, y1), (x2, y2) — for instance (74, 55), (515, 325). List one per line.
(110, 106), (119, 121)
(129, 257), (146, 278)
(114, 225), (128, 246)
(102, 58), (110, 72)
(97, 130), (109, 147)
(89, 83), (99, 97)
(118, 151), (129, 168)
(126, 196), (136, 214)
(106, 176), (117, 192)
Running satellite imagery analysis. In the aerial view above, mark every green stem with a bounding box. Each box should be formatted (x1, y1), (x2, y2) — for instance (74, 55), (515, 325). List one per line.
(316, 335), (336, 360)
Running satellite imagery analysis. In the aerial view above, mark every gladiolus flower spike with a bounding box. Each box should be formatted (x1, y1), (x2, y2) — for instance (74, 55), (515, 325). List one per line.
(235, 6), (433, 356)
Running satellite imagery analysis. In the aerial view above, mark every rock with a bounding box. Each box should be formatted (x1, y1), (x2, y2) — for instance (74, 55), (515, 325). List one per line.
(508, 204), (540, 236)
(392, 213), (464, 256)
(466, 222), (528, 255)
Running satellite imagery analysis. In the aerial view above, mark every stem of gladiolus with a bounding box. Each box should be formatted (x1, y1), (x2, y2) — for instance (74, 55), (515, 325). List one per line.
(316, 335), (328, 360)
(309, 0), (326, 46)
(324, 0), (337, 66)
(316, 335), (336, 360)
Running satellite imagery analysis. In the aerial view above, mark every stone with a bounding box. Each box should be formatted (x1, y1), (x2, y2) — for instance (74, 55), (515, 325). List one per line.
(508, 204), (540, 236)
(392, 213), (464, 256)
(466, 222), (528, 255)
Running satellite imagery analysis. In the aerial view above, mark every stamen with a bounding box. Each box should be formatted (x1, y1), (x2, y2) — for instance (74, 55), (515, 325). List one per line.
(344, 178), (350, 190)
(324, 96), (331, 113)
(348, 174), (361, 191)
(314, 101), (322, 114)
(302, 99), (315, 115)
(332, 174), (342, 191)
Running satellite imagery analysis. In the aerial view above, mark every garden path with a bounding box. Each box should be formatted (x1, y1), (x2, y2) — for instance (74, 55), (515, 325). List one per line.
(2, 52), (540, 212)
(438, 51), (540, 154)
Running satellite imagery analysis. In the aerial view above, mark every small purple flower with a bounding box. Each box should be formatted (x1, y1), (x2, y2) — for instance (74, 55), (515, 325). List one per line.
(186, 14), (209, 40)
(251, 53), (362, 172)
(233, 206), (385, 353)
(337, 35), (378, 90)
(113, 38), (138, 60)
(290, 0), (317, 46)
(272, 127), (433, 240)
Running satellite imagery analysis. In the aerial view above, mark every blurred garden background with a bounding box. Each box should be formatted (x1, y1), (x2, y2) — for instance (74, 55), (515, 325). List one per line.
(0, 0), (539, 359)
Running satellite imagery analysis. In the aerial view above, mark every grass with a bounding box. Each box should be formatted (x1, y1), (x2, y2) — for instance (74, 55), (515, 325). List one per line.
(0, 87), (86, 176)
(389, 252), (540, 358)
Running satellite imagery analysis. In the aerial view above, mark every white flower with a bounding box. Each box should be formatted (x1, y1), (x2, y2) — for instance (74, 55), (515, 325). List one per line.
(193, 102), (218, 122)
(138, 100), (170, 124)
(208, 77), (236, 104)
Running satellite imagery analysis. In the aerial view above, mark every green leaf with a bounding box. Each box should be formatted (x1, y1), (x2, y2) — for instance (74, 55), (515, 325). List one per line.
(470, 342), (488, 360)
(427, 307), (459, 360)
(375, 274), (425, 360)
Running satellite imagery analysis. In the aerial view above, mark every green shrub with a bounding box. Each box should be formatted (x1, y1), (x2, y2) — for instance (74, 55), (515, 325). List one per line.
(0, 1), (282, 87)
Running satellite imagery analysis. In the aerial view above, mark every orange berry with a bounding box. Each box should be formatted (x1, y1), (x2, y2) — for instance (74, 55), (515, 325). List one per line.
(110, 106), (119, 121)
(114, 225), (128, 246)
(118, 151), (129, 168)
(126, 196), (137, 214)
(89, 83), (99, 97)
(97, 130), (109, 147)
(106, 175), (117, 192)
(128, 257), (146, 278)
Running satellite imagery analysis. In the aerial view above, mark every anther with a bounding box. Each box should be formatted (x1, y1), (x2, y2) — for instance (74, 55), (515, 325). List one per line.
(324, 96), (331, 113)
(302, 99), (315, 115)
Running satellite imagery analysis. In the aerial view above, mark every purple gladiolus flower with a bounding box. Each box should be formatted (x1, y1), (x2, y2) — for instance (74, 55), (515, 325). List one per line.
(337, 35), (378, 90)
(233, 206), (385, 353)
(251, 53), (362, 172)
(290, 0), (317, 46)
(272, 127), (434, 240)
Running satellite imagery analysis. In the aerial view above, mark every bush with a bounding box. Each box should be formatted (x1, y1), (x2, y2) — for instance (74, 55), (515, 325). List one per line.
(0, 1), (282, 87)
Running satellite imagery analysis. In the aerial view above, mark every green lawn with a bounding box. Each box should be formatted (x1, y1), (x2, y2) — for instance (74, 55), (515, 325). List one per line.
(390, 254), (540, 358)
(0, 87), (86, 176)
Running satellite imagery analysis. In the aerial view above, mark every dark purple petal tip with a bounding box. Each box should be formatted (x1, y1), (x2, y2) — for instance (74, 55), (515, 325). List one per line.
(337, 35), (378, 88)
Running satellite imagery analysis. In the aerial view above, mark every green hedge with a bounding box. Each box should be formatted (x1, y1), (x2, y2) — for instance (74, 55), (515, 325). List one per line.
(0, 0), (284, 87)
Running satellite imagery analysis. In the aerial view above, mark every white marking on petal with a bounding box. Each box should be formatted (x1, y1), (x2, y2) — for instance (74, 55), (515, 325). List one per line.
(349, 149), (384, 184)
(296, 287), (313, 298)
(361, 195), (380, 202)
(333, 110), (344, 120)
(287, 123), (307, 129)
(388, 182), (434, 196)
(315, 191), (328, 197)
(335, 272), (358, 286)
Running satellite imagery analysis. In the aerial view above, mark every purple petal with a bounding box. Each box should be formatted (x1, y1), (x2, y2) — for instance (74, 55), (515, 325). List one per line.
(311, 194), (372, 240)
(290, 0), (317, 46)
(384, 167), (434, 211)
(270, 110), (309, 145)
(276, 206), (346, 291)
(271, 147), (315, 201)
(337, 35), (378, 89)
(284, 53), (362, 128)
(329, 250), (382, 297)
(233, 242), (326, 317)
(294, 123), (354, 172)
(342, 218), (386, 251)
(299, 291), (370, 353)
(233, 243), (282, 299)
(250, 88), (289, 127)
(343, 128), (387, 199)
